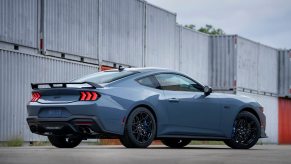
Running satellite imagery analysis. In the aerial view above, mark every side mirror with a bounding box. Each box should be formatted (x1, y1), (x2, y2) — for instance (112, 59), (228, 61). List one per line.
(204, 86), (212, 96)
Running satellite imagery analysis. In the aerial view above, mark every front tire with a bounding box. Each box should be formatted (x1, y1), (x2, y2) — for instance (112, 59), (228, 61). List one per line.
(48, 136), (82, 148)
(120, 107), (156, 148)
(224, 111), (260, 149)
(161, 138), (191, 148)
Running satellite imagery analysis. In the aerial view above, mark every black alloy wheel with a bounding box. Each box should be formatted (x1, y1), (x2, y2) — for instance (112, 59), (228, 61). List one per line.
(120, 107), (156, 148)
(224, 111), (260, 149)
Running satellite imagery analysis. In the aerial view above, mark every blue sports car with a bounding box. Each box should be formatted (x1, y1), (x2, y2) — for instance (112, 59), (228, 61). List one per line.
(27, 67), (266, 149)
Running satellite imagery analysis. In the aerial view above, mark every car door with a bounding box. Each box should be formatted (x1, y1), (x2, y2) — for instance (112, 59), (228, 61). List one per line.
(154, 73), (223, 137)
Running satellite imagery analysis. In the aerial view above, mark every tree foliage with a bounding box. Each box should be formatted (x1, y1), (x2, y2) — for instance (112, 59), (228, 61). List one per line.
(184, 24), (225, 35)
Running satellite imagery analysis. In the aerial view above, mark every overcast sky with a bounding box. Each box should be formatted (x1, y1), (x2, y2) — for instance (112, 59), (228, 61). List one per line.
(146, 0), (291, 49)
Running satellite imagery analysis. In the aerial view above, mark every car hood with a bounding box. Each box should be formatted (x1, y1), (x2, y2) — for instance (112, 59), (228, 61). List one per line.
(210, 92), (261, 107)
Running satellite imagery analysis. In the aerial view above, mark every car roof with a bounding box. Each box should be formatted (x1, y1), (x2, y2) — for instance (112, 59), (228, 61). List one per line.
(105, 67), (175, 73)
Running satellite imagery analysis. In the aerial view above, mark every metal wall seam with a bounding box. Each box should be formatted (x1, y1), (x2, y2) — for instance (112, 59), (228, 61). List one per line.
(100, 0), (144, 67)
(145, 3), (176, 69)
(43, 0), (99, 59)
(174, 24), (182, 71)
(0, 0), (38, 48)
(97, 0), (103, 70)
(142, 0), (147, 67)
(278, 50), (291, 97)
(0, 49), (98, 141)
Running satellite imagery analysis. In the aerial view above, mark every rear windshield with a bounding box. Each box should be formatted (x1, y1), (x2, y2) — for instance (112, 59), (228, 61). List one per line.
(73, 71), (138, 84)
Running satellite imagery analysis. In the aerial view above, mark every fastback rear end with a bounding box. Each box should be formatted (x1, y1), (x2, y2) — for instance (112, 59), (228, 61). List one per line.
(26, 82), (119, 139)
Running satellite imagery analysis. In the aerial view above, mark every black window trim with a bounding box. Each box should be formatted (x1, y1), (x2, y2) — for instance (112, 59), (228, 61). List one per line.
(136, 75), (159, 89)
(73, 70), (140, 84)
(135, 72), (205, 92)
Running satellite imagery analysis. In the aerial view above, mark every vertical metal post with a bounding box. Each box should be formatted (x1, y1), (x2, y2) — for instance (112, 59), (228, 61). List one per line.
(38, 0), (45, 54)
(178, 25), (182, 71)
(142, 1), (147, 67)
(233, 35), (238, 94)
(208, 35), (212, 87)
(97, 0), (103, 71)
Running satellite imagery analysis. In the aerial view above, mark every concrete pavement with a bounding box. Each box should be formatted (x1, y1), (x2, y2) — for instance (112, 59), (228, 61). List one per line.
(0, 145), (290, 164)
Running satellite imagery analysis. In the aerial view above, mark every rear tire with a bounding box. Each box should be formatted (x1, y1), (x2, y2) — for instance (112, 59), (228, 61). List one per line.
(161, 138), (191, 148)
(120, 107), (156, 148)
(48, 136), (82, 148)
(224, 111), (260, 149)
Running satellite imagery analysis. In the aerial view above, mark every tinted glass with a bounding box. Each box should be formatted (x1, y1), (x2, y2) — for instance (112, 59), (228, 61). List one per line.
(155, 74), (202, 92)
(73, 71), (138, 84)
(137, 76), (157, 88)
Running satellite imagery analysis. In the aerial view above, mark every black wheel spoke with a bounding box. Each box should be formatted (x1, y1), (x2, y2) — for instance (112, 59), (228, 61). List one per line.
(232, 116), (259, 145)
(131, 112), (153, 144)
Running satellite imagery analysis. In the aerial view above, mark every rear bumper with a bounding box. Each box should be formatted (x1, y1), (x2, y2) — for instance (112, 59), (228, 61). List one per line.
(27, 98), (127, 136)
(27, 116), (119, 139)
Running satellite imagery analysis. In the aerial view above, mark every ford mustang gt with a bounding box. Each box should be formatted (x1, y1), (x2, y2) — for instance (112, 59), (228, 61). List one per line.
(27, 67), (266, 149)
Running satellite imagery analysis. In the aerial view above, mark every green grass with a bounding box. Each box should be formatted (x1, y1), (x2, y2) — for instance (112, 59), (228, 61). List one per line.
(190, 141), (225, 145)
(0, 137), (24, 147)
(29, 141), (51, 146)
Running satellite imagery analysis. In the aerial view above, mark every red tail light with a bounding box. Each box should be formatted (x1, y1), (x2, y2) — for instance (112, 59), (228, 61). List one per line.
(80, 91), (100, 101)
(31, 92), (41, 102)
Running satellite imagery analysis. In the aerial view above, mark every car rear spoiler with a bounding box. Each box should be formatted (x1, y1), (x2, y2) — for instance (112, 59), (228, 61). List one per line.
(31, 82), (102, 90)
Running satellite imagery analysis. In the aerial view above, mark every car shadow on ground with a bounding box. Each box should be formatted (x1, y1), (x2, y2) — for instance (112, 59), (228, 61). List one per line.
(73, 146), (259, 150)
(6, 145), (260, 150)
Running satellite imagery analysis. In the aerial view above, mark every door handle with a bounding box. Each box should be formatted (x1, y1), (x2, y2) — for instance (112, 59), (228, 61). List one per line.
(168, 98), (180, 103)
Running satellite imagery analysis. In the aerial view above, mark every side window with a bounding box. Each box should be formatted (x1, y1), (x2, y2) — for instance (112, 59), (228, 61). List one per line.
(154, 74), (202, 92)
(137, 76), (157, 88)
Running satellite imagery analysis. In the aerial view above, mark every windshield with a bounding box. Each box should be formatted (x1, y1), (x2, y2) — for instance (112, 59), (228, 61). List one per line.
(73, 71), (138, 84)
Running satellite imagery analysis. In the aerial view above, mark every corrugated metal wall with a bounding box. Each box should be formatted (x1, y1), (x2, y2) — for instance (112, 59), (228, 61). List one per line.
(257, 44), (278, 94)
(278, 50), (291, 98)
(1, 0), (289, 144)
(145, 3), (177, 70)
(237, 91), (278, 144)
(210, 35), (236, 90)
(101, 0), (144, 67)
(44, 0), (99, 59)
(180, 27), (210, 85)
(0, 49), (98, 141)
(278, 98), (291, 144)
(236, 37), (278, 94)
(236, 37), (260, 91)
(174, 25), (182, 71)
(0, 0), (38, 48)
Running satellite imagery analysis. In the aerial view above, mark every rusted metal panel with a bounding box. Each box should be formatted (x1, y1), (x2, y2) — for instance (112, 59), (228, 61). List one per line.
(278, 98), (291, 144)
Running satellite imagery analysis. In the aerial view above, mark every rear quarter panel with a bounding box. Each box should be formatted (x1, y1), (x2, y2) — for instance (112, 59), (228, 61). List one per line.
(97, 78), (167, 135)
